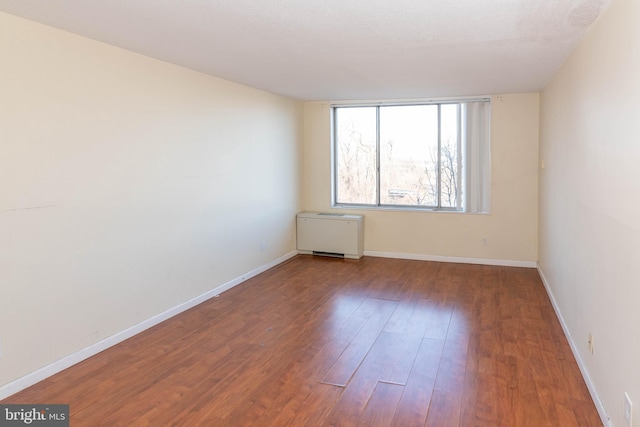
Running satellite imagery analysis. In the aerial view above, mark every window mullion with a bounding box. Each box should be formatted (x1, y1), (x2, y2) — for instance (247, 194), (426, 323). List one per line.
(437, 104), (442, 209)
(456, 103), (462, 210)
(332, 107), (338, 206)
(376, 106), (381, 206)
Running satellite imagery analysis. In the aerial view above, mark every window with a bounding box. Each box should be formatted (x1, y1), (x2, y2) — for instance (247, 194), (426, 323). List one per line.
(332, 99), (491, 213)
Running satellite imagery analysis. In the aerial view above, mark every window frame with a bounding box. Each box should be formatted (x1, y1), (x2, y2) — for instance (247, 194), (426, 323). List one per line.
(331, 98), (489, 212)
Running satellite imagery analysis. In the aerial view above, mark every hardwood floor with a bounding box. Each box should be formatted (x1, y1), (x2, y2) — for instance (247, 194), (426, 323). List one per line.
(2, 255), (602, 426)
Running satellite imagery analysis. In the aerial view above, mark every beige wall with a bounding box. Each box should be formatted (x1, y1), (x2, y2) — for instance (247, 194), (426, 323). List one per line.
(0, 12), (303, 388)
(539, 0), (640, 425)
(303, 94), (539, 265)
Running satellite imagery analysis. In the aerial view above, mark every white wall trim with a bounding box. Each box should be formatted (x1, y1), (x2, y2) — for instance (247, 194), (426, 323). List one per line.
(537, 265), (612, 427)
(0, 251), (298, 401)
(364, 250), (537, 268)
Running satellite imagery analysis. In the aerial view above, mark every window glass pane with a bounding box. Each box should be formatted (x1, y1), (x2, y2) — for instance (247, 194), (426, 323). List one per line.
(440, 104), (460, 208)
(335, 107), (377, 204)
(379, 105), (438, 206)
(332, 99), (488, 212)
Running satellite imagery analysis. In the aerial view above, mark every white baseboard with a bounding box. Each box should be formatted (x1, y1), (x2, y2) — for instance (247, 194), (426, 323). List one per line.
(0, 251), (298, 401)
(364, 250), (537, 268)
(537, 266), (612, 427)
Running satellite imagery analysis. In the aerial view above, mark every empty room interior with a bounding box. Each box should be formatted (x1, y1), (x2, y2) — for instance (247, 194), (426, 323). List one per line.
(1, 0), (638, 426)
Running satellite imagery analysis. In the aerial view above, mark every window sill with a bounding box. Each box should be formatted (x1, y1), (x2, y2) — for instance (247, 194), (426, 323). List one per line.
(331, 204), (490, 215)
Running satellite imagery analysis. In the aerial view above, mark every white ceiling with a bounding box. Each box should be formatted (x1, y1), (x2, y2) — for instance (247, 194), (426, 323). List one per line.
(0, 0), (610, 101)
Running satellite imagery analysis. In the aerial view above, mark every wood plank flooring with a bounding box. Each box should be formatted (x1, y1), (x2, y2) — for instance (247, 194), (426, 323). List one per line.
(2, 255), (602, 426)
